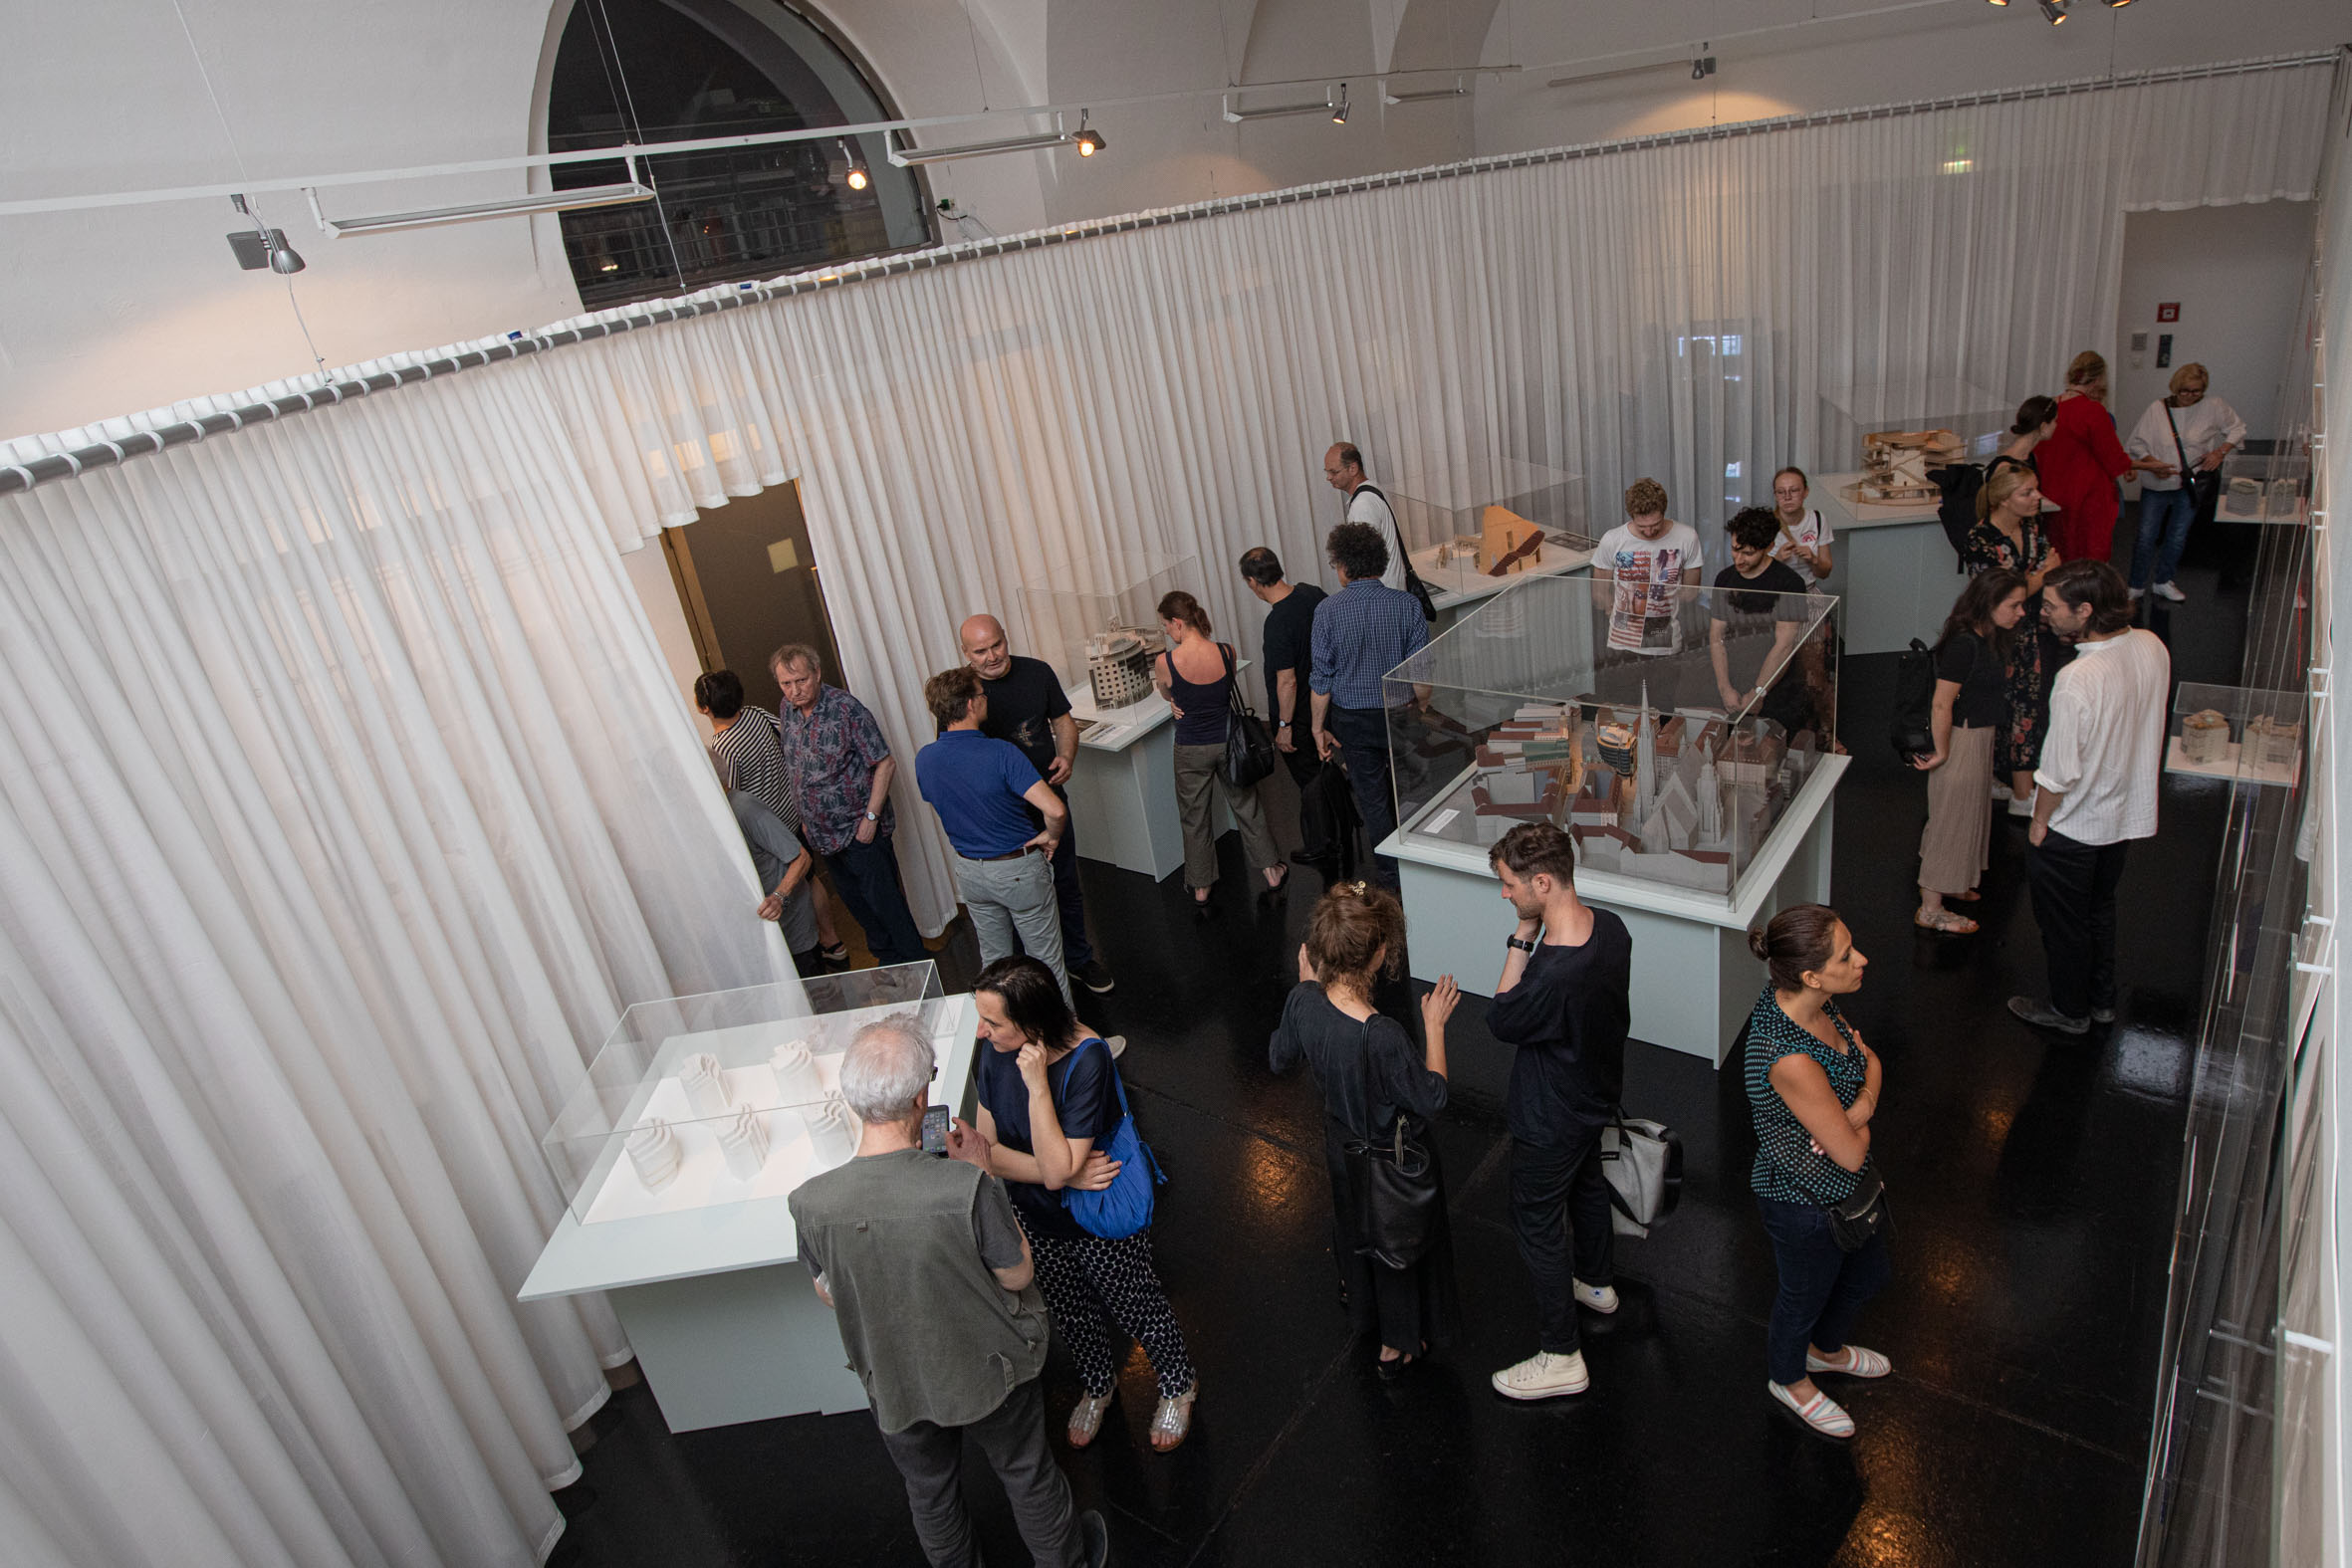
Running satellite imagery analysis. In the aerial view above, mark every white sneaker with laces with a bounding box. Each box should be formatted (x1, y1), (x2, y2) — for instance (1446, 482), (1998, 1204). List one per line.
(2154, 580), (2187, 602)
(1492, 1349), (1589, 1400)
(1572, 1278), (1619, 1314)
(1105, 1035), (1127, 1059)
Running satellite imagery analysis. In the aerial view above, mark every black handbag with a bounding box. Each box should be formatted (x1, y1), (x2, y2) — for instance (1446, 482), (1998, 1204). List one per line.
(1217, 642), (1278, 788)
(2163, 402), (2223, 524)
(1341, 1113), (1443, 1269)
(1823, 1163), (1891, 1252)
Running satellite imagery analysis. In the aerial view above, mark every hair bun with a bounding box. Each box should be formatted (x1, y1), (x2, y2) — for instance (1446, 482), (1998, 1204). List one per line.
(1748, 926), (1773, 962)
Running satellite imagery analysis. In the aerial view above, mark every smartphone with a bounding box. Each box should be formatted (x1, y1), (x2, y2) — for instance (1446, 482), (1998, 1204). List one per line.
(920, 1104), (950, 1156)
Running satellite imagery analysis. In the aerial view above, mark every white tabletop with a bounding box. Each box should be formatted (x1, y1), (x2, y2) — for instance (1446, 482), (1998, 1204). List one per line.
(1412, 543), (1596, 610)
(1812, 471), (2058, 534)
(1067, 656), (1253, 753)
(519, 995), (980, 1298)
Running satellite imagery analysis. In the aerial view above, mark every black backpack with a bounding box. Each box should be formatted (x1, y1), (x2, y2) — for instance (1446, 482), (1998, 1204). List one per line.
(1929, 463), (1984, 570)
(1890, 638), (1938, 761)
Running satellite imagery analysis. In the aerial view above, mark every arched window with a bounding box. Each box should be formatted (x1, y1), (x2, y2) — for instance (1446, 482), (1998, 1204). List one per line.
(549, 0), (930, 308)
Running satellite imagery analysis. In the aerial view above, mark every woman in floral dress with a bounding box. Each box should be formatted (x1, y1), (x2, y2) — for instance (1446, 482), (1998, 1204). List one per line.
(1958, 466), (2063, 815)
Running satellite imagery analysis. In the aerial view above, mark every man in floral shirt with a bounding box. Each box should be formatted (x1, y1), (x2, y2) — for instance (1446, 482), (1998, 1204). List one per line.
(772, 644), (928, 968)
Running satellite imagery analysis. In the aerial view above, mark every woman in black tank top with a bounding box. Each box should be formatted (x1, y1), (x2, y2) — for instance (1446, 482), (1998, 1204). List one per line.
(1153, 591), (1287, 912)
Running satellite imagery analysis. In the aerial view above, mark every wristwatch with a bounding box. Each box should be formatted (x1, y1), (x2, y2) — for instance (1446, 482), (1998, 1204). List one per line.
(862, 809), (879, 822)
(1505, 934), (1537, 954)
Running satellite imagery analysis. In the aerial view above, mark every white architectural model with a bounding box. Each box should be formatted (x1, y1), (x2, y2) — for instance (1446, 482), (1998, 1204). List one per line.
(771, 1040), (823, 1103)
(804, 1097), (858, 1167)
(677, 1052), (732, 1119)
(2181, 710), (2231, 766)
(716, 1105), (771, 1181)
(623, 1116), (682, 1192)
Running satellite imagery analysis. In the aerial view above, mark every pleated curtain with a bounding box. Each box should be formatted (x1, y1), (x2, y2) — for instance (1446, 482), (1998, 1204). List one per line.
(0, 52), (2333, 1568)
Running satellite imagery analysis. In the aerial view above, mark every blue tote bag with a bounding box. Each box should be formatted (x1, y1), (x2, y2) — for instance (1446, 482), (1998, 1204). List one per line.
(1061, 1038), (1164, 1239)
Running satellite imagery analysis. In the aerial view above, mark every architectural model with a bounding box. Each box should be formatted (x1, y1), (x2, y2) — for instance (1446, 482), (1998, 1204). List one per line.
(2222, 477), (2264, 520)
(1480, 505), (1544, 576)
(1855, 428), (1963, 504)
(804, 1096), (858, 1167)
(677, 1052), (732, 1119)
(623, 1116), (682, 1192)
(2268, 477), (2304, 519)
(2248, 715), (2302, 770)
(1085, 624), (1158, 708)
(771, 1040), (823, 1103)
(2181, 709), (2231, 766)
(1435, 534), (1486, 567)
(716, 1105), (771, 1181)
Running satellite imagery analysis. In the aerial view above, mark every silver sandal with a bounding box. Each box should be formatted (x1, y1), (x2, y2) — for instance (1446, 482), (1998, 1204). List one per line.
(1066, 1390), (1114, 1449)
(1148, 1381), (1198, 1453)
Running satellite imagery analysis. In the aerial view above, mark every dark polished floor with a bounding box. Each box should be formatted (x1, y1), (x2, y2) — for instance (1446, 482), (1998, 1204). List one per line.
(550, 527), (2249, 1568)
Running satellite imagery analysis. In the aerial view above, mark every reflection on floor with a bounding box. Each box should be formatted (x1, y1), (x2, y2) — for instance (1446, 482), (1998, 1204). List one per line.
(550, 537), (2245, 1568)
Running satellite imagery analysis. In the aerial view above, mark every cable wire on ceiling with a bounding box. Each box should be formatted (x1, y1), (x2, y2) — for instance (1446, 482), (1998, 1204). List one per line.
(2, 47), (2337, 497)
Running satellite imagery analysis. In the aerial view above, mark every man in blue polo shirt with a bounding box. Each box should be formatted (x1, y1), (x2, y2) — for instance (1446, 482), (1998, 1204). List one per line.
(916, 666), (1073, 1003)
(1310, 520), (1431, 890)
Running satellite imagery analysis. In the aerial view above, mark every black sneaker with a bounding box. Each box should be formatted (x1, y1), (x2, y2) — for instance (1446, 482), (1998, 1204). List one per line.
(2007, 996), (2090, 1035)
(1073, 959), (1116, 995)
(1077, 1508), (1111, 1568)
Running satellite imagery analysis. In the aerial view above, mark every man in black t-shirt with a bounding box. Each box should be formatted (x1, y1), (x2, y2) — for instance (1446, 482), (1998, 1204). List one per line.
(1708, 507), (1816, 737)
(1484, 823), (1633, 1403)
(1239, 547), (1336, 868)
(960, 614), (1115, 995)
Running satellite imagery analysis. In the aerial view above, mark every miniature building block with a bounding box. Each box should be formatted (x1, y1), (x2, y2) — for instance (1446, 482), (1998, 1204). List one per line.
(1481, 505), (1544, 576)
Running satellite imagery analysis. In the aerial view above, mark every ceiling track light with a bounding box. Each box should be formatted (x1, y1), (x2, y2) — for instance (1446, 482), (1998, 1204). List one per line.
(225, 193), (305, 273)
(1383, 75), (1469, 106)
(1221, 83), (1348, 123)
(838, 137), (869, 191)
(1074, 112), (1105, 156)
(2038, 0), (2069, 23)
(303, 156), (656, 236)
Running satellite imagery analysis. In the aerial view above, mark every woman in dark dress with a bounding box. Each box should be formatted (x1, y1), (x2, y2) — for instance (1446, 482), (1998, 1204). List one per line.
(1269, 882), (1461, 1374)
(1958, 465), (2064, 813)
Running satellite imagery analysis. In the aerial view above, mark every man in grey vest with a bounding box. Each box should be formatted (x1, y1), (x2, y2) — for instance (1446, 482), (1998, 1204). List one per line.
(790, 1017), (1110, 1568)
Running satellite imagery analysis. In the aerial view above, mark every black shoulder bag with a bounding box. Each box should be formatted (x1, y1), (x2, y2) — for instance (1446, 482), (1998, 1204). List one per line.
(1353, 484), (1439, 623)
(2163, 401), (2223, 525)
(1217, 641), (1278, 788)
(1338, 1021), (1444, 1267)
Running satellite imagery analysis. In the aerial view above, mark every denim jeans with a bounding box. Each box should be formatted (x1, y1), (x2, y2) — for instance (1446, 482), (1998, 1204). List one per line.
(2133, 486), (2198, 590)
(820, 833), (928, 968)
(1326, 704), (1401, 889)
(1510, 1127), (1617, 1356)
(952, 848), (1069, 1005)
(1756, 1195), (1891, 1386)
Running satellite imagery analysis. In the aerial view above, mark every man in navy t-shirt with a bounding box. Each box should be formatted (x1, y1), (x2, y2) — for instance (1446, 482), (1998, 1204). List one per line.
(1239, 547), (1335, 868)
(916, 666), (1074, 1004)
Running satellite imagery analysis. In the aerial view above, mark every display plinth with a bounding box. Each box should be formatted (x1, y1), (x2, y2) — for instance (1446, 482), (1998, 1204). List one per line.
(1811, 471), (2060, 655)
(1061, 666), (1244, 882)
(2166, 682), (2304, 787)
(521, 977), (979, 1433)
(1388, 755), (1846, 1064)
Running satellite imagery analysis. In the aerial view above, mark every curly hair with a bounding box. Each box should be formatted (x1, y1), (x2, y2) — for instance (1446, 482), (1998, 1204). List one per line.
(1325, 521), (1391, 583)
(1623, 477), (1669, 519)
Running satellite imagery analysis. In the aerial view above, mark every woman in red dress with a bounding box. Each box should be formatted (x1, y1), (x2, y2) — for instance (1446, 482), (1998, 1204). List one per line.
(2034, 350), (2170, 561)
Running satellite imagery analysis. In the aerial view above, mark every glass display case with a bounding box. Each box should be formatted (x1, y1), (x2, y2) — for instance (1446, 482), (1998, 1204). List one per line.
(1385, 574), (1838, 902)
(542, 962), (949, 1225)
(1016, 552), (1199, 713)
(1388, 462), (1595, 598)
(1819, 377), (2012, 499)
(2215, 451), (2313, 525)
(2166, 681), (2304, 787)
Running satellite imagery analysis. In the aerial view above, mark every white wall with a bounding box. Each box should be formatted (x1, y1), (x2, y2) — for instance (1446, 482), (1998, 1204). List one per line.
(2, 0), (2342, 445)
(2114, 202), (2317, 443)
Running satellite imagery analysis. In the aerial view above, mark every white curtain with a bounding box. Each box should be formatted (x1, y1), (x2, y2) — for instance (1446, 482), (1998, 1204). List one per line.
(0, 365), (795, 1568)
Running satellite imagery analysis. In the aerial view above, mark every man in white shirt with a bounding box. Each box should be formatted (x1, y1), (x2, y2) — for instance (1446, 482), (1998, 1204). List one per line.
(1592, 477), (1705, 711)
(1322, 442), (1409, 592)
(2010, 560), (2171, 1035)
(2124, 362), (2245, 602)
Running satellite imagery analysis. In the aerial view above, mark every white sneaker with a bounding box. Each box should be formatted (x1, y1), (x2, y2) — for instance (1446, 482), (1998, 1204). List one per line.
(1105, 1035), (1127, 1059)
(1491, 1349), (1589, 1400)
(1572, 1278), (1619, 1314)
(2128, 586), (2145, 600)
(2154, 580), (2187, 602)
(2006, 791), (2036, 818)
(1990, 781), (2011, 801)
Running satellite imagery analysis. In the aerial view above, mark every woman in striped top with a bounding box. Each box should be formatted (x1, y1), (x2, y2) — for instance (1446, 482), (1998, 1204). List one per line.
(1744, 904), (1891, 1440)
(696, 670), (847, 967)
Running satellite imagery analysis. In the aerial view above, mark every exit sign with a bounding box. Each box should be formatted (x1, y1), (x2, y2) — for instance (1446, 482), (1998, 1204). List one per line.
(2157, 303), (2180, 322)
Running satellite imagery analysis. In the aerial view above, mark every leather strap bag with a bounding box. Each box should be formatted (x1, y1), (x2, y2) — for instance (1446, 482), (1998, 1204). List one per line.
(1823, 1163), (1891, 1252)
(1336, 1019), (1443, 1267)
(1216, 641), (1278, 788)
(2163, 401), (2223, 523)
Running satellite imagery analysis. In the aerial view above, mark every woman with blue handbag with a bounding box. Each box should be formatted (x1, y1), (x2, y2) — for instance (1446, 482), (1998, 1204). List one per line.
(1269, 883), (1462, 1377)
(970, 956), (1198, 1453)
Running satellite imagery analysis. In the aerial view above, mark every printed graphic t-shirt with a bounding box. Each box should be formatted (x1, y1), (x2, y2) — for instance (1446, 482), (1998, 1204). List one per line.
(1596, 521), (1705, 654)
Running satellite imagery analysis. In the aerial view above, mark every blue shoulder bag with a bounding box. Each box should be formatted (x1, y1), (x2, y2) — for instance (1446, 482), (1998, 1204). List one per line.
(1060, 1038), (1164, 1239)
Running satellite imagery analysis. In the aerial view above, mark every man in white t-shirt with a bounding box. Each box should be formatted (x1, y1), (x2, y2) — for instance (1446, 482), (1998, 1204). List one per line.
(1768, 466), (1836, 588)
(1593, 477), (1704, 655)
(1322, 442), (1408, 592)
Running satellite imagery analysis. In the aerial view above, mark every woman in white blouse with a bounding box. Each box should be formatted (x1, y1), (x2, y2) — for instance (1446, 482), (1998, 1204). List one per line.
(2124, 363), (2244, 603)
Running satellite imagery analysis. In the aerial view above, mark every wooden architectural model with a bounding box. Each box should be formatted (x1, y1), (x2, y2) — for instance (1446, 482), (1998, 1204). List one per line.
(1480, 505), (1544, 576)
(1853, 428), (1964, 504)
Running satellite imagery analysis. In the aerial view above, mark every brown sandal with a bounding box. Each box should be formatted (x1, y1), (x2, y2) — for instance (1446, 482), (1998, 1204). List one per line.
(1914, 907), (1979, 935)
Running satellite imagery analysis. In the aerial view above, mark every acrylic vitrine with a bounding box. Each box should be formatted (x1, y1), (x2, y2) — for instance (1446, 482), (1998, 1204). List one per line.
(1016, 552), (1200, 712)
(1820, 377), (2012, 496)
(2166, 681), (2304, 787)
(1384, 574), (1839, 903)
(2215, 452), (2313, 525)
(1388, 462), (1595, 598)
(541, 962), (949, 1226)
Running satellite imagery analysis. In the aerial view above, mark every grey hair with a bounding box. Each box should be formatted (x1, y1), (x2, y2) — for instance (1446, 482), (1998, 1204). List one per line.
(838, 1016), (934, 1123)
